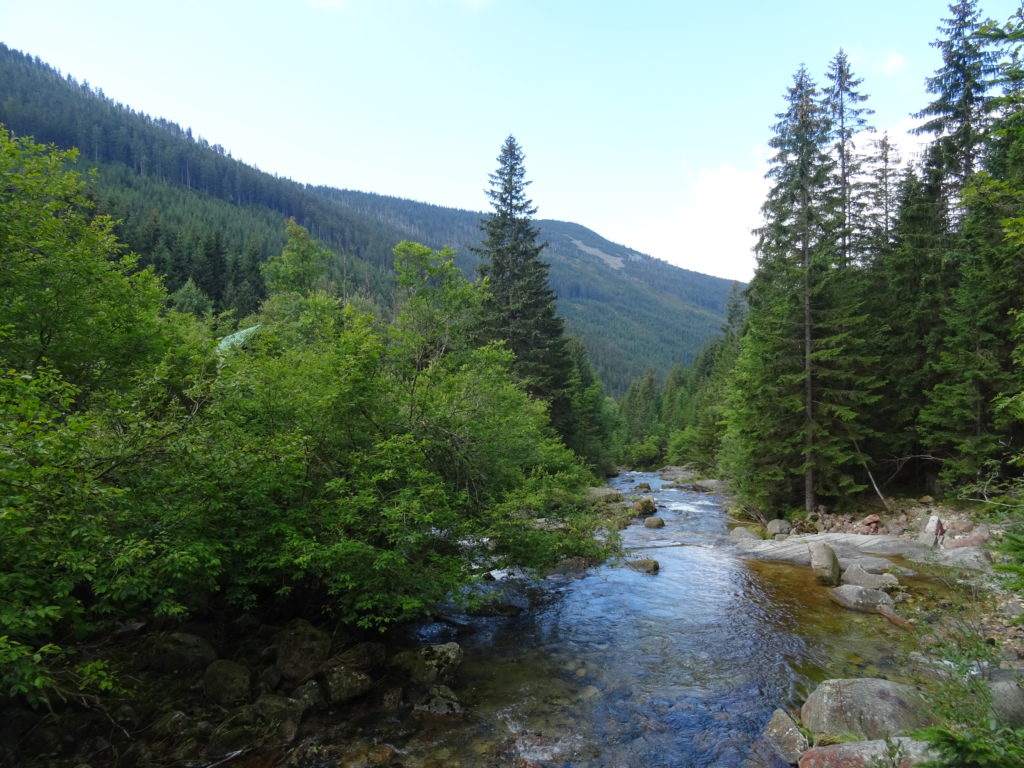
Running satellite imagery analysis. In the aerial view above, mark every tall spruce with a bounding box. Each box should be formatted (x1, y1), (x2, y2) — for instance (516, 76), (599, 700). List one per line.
(476, 136), (573, 439)
(824, 49), (874, 266)
(722, 67), (878, 513)
(915, 0), (996, 209)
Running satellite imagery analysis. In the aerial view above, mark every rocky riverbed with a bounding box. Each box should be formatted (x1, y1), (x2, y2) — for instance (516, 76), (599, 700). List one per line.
(6, 469), (1023, 767)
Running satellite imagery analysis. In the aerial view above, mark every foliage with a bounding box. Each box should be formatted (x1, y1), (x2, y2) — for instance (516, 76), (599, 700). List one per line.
(0, 123), (611, 704)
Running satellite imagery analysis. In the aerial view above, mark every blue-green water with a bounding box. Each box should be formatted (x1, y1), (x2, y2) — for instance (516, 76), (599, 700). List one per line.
(394, 472), (910, 767)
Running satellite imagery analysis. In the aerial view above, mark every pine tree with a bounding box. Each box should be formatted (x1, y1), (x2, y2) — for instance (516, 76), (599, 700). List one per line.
(476, 135), (573, 439)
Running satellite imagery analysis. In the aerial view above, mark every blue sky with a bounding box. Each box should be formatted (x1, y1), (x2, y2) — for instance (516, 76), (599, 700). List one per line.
(2, 0), (1021, 280)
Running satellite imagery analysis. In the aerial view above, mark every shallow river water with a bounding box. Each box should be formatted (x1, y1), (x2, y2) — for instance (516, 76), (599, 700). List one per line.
(391, 472), (913, 767)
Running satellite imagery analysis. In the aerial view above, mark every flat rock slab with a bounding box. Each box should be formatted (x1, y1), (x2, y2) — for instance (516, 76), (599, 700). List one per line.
(732, 533), (988, 571)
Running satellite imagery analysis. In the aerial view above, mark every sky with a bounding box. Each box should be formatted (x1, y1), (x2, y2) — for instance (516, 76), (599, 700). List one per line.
(1, 0), (1021, 282)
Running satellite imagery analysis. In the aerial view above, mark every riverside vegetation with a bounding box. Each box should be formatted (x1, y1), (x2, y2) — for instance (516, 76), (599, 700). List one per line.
(5, 0), (1024, 765)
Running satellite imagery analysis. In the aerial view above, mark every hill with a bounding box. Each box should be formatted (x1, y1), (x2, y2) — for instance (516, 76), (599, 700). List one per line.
(0, 42), (739, 394)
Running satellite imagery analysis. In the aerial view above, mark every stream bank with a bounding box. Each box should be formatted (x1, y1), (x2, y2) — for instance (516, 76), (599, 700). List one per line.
(7, 468), (1021, 767)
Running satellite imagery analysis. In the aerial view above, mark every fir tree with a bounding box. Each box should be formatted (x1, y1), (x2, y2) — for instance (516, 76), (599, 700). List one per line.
(824, 49), (874, 266)
(476, 135), (573, 439)
(722, 67), (878, 513)
(915, 0), (997, 208)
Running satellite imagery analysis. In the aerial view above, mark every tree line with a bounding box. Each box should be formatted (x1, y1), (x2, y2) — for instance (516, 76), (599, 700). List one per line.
(617, 0), (1024, 514)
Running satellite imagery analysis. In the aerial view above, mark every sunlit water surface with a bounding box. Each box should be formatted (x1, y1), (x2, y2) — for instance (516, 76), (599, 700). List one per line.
(386, 473), (912, 767)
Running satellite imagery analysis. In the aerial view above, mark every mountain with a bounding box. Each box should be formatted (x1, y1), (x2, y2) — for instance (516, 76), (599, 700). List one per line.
(0, 42), (739, 394)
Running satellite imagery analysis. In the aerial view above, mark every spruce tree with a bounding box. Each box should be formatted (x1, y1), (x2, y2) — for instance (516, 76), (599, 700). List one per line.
(476, 135), (574, 439)
(722, 67), (878, 513)
(824, 49), (874, 266)
(915, 0), (996, 208)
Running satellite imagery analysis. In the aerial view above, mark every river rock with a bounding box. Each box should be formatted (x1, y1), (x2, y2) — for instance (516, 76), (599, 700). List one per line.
(634, 497), (657, 516)
(810, 542), (841, 585)
(275, 619), (331, 685)
(917, 514), (945, 547)
(841, 563), (899, 591)
(934, 546), (990, 570)
(644, 516), (665, 528)
(390, 642), (463, 685)
(626, 558), (660, 574)
(321, 663), (373, 704)
(800, 678), (931, 740)
(766, 519), (791, 536)
(413, 684), (463, 716)
(203, 660), (253, 706)
(635, 482), (652, 492)
(990, 673), (1024, 727)
(798, 737), (936, 767)
(692, 478), (728, 493)
(730, 526), (761, 540)
(763, 708), (807, 764)
(828, 585), (907, 625)
(587, 486), (622, 503)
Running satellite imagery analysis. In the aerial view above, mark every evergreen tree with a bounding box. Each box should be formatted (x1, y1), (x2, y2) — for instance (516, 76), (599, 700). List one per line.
(915, 0), (996, 209)
(722, 67), (877, 513)
(476, 135), (574, 439)
(824, 49), (874, 266)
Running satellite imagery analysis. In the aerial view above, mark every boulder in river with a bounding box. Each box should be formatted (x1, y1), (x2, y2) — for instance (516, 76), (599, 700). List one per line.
(763, 708), (807, 764)
(800, 678), (931, 741)
(691, 478), (728, 493)
(828, 584), (907, 626)
(643, 516), (665, 528)
(625, 558), (660, 574)
(414, 684), (464, 716)
(841, 563), (899, 591)
(390, 642), (464, 686)
(809, 542), (841, 586)
(729, 525), (761, 540)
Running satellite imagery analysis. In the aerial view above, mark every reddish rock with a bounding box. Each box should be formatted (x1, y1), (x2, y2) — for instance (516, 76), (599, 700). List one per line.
(798, 737), (935, 767)
(947, 533), (988, 549)
(862, 514), (881, 526)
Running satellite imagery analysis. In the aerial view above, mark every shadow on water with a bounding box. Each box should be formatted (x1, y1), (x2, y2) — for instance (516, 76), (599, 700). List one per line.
(397, 472), (914, 767)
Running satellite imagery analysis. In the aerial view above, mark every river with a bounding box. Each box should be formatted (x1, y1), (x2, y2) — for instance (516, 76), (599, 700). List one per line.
(386, 471), (912, 767)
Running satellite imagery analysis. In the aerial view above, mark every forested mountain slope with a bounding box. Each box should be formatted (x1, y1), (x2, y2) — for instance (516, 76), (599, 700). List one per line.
(0, 42), (737, 394)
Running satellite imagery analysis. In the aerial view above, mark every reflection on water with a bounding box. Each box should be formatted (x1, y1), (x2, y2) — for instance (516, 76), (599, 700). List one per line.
(400, 472), (911, 767)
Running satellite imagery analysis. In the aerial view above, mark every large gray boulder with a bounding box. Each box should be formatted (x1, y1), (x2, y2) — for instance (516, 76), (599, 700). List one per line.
(766, 519), (792, 536)
(800, 678), (932, 740)
(810, 542), (841, 585)
(797, 738), (936, 767)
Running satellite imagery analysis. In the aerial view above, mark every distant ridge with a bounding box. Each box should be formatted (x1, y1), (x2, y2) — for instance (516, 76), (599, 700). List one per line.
(0, 42), (739, 394)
